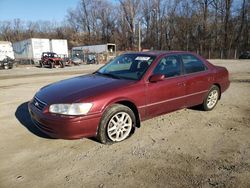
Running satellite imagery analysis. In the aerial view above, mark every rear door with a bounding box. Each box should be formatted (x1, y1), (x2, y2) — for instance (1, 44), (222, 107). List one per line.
(180, 54), (211, 107)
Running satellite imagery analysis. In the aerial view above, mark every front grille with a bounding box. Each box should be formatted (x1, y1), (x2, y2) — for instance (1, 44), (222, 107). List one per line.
(33, 97), (47, 111)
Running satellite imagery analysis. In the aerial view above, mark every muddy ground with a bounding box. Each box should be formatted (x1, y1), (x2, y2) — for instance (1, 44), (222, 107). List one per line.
(0, 60), (249, 188)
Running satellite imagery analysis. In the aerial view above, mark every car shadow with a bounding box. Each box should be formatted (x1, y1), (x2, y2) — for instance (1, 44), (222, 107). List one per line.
(15, 102), (53, 139)
(187, 105), (203, 111)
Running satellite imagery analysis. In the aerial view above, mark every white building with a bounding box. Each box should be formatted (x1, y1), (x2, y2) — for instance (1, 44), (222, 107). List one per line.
(72, 43), (116, 62)
(0, 41), (15, 61)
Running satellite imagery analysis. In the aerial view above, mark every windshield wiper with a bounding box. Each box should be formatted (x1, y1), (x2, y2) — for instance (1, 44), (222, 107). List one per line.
(94, 71), (121, 79)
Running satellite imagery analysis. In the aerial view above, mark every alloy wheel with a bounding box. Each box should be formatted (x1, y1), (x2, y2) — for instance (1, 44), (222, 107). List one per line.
(107, 112), (132, 142)
(207, 90), (219, 109)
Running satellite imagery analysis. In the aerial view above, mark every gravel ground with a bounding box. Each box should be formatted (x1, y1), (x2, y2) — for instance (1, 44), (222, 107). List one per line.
(0, 60), (249, 188)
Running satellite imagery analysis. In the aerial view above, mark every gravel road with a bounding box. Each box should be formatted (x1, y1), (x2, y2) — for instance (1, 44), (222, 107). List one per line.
(0, 60), (249, 188)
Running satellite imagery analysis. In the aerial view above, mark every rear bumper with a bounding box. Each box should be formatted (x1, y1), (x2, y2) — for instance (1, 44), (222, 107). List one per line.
(28, 101), (101, 139)
(221, 79), (230, 93)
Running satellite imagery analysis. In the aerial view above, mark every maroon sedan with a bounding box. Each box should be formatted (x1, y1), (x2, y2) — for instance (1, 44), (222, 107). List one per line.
(28, 51), (230, 144)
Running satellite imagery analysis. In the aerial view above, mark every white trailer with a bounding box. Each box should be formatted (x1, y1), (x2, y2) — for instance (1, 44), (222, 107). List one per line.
(50, 39), (68, 58)
(0, 41), (15, 61)
(13, 38), (68, 63)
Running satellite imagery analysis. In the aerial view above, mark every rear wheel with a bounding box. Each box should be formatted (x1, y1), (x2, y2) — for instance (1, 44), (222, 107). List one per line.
(60, 61), (65, 68)
(202, 85), (220, 111)
(3, 64), (9, 69)
(97, 104), (136, 144)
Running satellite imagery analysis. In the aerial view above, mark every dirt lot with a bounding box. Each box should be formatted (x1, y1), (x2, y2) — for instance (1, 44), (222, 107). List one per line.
(0, 60), (250, 188)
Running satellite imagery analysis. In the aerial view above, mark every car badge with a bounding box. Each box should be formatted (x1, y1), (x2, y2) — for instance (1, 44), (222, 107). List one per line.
(35, 102), (39, 107)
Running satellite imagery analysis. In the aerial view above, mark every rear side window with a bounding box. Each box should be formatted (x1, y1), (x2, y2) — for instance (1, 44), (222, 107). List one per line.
(181, 54), (207, 74)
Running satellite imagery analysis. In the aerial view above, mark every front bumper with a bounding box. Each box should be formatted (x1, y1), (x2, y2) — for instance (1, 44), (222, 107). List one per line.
(28, 101), (101, 139)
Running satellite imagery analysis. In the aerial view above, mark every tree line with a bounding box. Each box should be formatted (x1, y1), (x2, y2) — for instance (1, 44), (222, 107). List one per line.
(0, 0), (249, 59)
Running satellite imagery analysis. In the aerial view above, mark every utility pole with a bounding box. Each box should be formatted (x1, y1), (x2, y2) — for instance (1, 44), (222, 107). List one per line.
(138, 20), (141, 51)
(138, 9), (156, 52)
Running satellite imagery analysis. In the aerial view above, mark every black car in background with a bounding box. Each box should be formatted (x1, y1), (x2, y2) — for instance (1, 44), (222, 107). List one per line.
(239, 51), (250, 59)
(86, 54), (98, 64)
(0, 56), (14, 69)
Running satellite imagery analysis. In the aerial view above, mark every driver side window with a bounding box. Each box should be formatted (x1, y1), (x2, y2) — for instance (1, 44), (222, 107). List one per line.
(153, 56), (181, 78)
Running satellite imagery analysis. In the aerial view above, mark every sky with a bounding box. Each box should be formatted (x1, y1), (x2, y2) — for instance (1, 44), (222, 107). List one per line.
(0, 0), (242, 23)
(0, 0), (80, 22)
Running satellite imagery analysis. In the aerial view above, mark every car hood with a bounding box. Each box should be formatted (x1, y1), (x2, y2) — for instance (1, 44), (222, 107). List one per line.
(35, 74), (135, 104)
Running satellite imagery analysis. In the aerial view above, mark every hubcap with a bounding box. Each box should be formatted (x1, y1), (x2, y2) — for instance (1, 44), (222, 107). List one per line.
(107, 112), (132, 142)
(207, 90), (218, 109)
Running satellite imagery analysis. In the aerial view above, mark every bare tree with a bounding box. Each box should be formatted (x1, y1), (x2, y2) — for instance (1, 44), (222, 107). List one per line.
(223, 0), (232, 58)
(0, 0), (249, 59)
(119, 0), (141, 49)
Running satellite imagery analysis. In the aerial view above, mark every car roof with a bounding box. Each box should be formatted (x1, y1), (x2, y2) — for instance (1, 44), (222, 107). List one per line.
(42, 52), (56, 54)
(124, 50), (193, 57)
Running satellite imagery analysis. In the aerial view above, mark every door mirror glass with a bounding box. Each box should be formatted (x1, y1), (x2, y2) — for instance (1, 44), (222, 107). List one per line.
(149, 74), (165, 82)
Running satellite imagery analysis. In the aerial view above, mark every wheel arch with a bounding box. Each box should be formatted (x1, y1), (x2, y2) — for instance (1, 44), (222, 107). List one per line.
(48, 59), (55, 63)
(101, 98), (141, 128)
(212, 83), (221, 99)
(115, 100), (141, 128)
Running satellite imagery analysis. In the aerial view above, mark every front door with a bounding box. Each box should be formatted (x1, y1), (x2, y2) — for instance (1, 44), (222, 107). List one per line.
(145, 55), (186, 119)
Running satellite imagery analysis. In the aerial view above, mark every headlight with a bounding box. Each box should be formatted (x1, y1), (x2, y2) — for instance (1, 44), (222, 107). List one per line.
(49, 103), (93, 115)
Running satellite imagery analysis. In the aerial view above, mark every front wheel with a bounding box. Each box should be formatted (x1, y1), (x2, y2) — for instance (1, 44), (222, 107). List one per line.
(39, 62), (44, 68)
(3, 64), (9, 69)
(49, 61), (54, 69)
(202, 85), (220, 111)
(97, 104), (136, 144)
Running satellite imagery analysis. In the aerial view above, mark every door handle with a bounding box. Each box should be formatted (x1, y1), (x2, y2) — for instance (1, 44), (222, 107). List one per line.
(208, 77), (213, 81)
(177, 82), (186, 86)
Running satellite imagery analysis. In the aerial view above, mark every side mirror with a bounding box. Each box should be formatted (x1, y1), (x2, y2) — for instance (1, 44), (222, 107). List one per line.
(149, 74), (165, 82)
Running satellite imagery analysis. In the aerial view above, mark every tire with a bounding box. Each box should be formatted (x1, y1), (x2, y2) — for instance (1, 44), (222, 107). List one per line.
(202, 85), (220, 111)
(97, 104), (136, 144)
(40, 62), (44, 68)
(49, 61), (54, 69)
(3, 64), (9, 69)
(60, 61), (65, 68)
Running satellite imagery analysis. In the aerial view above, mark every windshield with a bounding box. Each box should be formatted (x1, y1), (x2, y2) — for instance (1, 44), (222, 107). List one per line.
(50, 53), (58, 58)
(96, 54), (155, 80)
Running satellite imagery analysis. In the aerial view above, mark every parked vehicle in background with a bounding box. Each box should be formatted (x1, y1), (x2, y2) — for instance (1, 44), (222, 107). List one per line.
(70, 56), (83, 65)
(40, 52), (65, 68)
(0, 56), (14, 69)
(0, 41), (15, 70)
(29, 51), (230, 144)
(13, 38), (68, 64)
(86, 54), (98, 64)
(239, 51), (250, 59)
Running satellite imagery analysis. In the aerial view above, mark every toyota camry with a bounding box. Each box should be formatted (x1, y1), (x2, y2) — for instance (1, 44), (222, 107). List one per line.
(28, 51), (230, 144)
